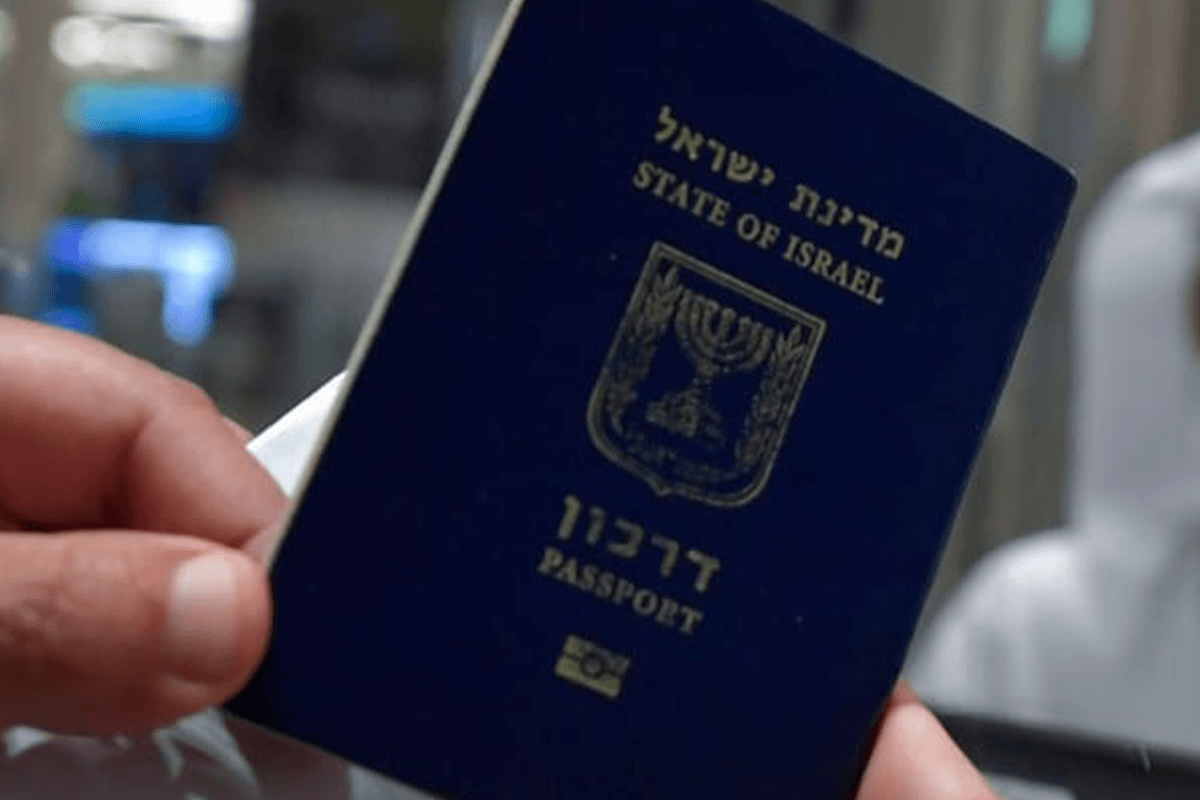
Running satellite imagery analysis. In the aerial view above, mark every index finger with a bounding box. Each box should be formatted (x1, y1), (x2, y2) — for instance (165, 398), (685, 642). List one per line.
(0, 317), (287, 546)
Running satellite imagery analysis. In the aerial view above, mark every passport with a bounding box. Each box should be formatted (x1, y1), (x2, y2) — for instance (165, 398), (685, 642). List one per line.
(226, 0), (1076, 797)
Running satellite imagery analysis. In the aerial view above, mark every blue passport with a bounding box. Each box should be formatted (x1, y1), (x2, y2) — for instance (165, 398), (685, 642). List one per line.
(228, 0), (1076, 797)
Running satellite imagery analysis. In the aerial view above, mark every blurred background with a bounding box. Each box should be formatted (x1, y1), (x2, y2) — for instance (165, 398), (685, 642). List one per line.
(0, 0), (1183, 734)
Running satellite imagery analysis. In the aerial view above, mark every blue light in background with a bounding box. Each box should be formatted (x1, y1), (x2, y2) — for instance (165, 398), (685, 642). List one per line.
(36, 306), (100, 337)
(64, 83), (242, 140)
(44, 217), (236, 347)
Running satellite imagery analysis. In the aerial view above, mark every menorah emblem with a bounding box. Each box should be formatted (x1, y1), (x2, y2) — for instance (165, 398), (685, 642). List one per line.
(646, 291), (776, 451)
(588, 242), (827, 509)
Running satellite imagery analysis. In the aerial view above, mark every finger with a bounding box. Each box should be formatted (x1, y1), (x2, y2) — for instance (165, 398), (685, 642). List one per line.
(856, 682), (999, 800)
(242, 517), (287, 566)
(223, 416), (254, 446)
(0, 532), (270, 735)
(0, 317), (286, 545)
(0, 506), (23, 531)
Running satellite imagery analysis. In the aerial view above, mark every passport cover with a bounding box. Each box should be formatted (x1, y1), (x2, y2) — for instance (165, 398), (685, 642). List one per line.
(227, 0), (1077, 797)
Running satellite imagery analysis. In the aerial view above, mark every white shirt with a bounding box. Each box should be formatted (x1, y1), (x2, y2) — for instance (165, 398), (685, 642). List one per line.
(907, 131), (1200, 754)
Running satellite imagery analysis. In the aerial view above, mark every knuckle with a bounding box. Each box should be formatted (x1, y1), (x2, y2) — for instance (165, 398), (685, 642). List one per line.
(0, 576), (59, 670)
(58, 545), (152, 633)
(0, 544), (153, 671)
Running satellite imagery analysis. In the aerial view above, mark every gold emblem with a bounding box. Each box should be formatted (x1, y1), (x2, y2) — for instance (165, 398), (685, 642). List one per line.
(588, 242), (826, 508)
(554, 634), (631, 699)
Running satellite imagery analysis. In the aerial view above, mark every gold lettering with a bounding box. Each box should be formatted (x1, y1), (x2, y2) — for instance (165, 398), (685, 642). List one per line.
(687, 550), (722, 593)
(654, 104), (678, 143)
(689, 187), (716, 218)
(736, 212), (762, 243)
(788, 183), (907, 261)
(612, 579), (636, 606)
(650, 534), (681, 578)
(537, 546), (564, 575)
(877, 227), (905, 259)
(796, 239), (815, 268)
(667, 180), (692, 211)
(631, 158), (732, 229)
(857, 214), (880, 248)
(727, 151), (762, 183)
(783, 233), (803, 262)
(585, 506), (605, 545)
(554, 557), (579, 585)
(655, 597), (681, 627)
(535, 537), (706, 637)
(830, 259), (850, 288)
(672, 126), (706, 161)
(782, 237), (886, 308)
(609, 519), (644, 559)
(544, 492), (723, 637)
(708, 197), (731, 227)
(679, 606), (704, 635)
(849, 267), (871, 296)
(757, 222), (781, 251)
(812, 248), (833, 278)
(632, 160), (656, 191)
(579, 564), (599, 592)
(868, 276), (886, 306)
(633, 589), (659, 616)
(796, 241), (816, 268)
(789, 184), (821, 218)
(557, 495), (581, 541)
(652, 168), (677, 198)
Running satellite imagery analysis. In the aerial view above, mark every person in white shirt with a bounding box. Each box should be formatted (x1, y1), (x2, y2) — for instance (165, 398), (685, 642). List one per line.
(907, 131), (1200, 752)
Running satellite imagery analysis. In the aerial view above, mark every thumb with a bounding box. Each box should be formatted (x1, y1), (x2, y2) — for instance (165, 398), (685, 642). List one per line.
(0, 531), (271, 735)
(856, 682), (1000, 800)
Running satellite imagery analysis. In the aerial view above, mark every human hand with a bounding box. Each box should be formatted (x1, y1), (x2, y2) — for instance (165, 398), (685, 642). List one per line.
(0, 317), (286, 735)
(856, 682), (998, 800)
